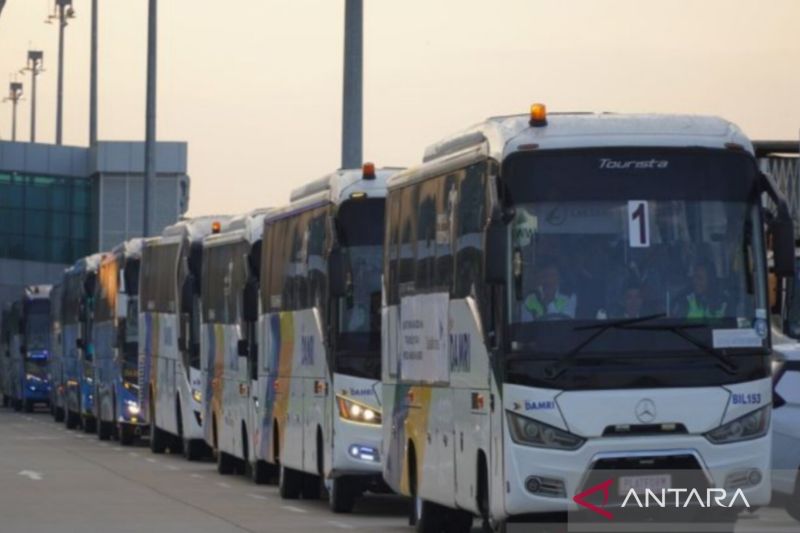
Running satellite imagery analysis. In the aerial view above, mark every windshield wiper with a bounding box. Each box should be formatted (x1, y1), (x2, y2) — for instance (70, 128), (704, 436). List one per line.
(544, 314), (666, 379)
(623, 322), (739, 375)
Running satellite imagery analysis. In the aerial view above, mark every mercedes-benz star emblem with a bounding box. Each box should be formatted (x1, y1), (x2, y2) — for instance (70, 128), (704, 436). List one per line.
(635, 398), (657, 423)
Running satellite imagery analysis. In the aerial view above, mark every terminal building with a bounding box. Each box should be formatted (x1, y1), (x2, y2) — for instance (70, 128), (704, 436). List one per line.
(0, 140), (189, 308)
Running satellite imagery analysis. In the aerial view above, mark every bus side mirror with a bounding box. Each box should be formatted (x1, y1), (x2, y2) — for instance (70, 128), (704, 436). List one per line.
(237, 339), (249, 357)
(329, 247), (349, 298)
(180, 278), (194, 315)
(242, 281), (259, 323)
(772, 209), (795, 278)
(484, 216), (508, 285)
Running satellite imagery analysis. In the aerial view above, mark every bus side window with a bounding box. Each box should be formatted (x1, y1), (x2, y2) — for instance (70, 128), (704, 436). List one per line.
(397, 185), (418, 297)
(453, 162), (487, 299)
(415, 179), (437, 292)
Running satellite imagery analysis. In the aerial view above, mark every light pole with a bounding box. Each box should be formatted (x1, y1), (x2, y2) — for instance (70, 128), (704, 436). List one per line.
(144, 0), (157, 237)
(89, 0), (98, 147)
(341, 0), (363, 170)
(3, 82), (24, 141)
(22, 51), (44, 143)
(48, 0), (76, 145)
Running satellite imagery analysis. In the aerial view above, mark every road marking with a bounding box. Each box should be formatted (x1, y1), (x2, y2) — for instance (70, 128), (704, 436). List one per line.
(190, 473), (204, 479)
(248, 493), (268, 501)
(146, 458), (158, 464)
(113, 447), (123, 452)
(217, 482), (232, 489)
(165, 465), (180, 471)
(327, 521), (354, 530)
(18, 470), (43, 481)
(281, 505), (307, 514)
(129, 452), (140, 458)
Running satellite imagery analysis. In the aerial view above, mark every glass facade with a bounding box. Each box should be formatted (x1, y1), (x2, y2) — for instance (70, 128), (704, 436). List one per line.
(0, 172), (94, 264)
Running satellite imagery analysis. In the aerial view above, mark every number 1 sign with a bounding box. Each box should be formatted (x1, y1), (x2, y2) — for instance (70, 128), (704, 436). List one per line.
(628, 200), (650, 248)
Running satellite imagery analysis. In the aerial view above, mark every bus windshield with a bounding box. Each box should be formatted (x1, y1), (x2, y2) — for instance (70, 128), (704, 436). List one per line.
(25, 301), (51, 352)
(502, 149), (768, 387)
(335, 198), (384, 379)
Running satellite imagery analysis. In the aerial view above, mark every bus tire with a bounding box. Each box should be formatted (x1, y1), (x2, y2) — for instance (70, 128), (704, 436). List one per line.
(1, 394), (7, 408)
(445, 509), (474, 533)
(13, 398), (21, 412)
(279, 464), (303, 499)
(301, 473), (321, 500)
(97, 420), (112, 441)
(82, 415), (96, 433)
(119, 424), (136, 446)
(217, 450), (236, 475)
(252, 460), (273, 485)
(23, 399), (34, 413)
(149, 422), (167, 454)
(65, 410), (79, 429)
(54, 407), (64, 423)
(329, 476), (357, 514)
(414, 498), (445, 533)
(183, 439), (205, 461)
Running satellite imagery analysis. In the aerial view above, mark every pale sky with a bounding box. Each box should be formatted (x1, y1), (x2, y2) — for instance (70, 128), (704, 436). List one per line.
(1, 0), (799, 217)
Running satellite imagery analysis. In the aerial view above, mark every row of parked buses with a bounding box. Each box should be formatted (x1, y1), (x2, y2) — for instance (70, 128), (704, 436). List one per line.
(3, 106), (800, 531)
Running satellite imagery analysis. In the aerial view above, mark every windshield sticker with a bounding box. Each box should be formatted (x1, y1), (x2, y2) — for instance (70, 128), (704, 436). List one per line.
(627, 200), (650, 248)
(712, 329), (762, 349)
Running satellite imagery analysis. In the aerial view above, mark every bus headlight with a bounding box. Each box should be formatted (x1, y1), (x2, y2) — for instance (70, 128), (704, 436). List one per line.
(705, 406), (770, 444)
(192, 388), (202, 403)
(507, 411), (585, 450)
(26, 374), (42, 383)
(126, 400), (141, 416)
(337, 396), (381, 426)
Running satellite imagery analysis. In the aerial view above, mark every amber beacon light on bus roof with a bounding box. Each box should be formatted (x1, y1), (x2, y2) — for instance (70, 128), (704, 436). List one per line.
(529, 103), (548, 127)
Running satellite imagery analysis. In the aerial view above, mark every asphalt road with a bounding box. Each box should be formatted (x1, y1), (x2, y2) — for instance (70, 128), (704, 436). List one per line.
(0, 408), (798, 533)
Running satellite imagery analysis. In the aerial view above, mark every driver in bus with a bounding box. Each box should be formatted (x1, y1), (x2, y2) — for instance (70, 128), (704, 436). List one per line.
(674, 262), (728, 319)
(522, 261), (577, 320)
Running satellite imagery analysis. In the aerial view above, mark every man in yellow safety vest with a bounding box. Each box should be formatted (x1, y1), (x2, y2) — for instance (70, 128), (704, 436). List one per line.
(523, 262), (577, 321)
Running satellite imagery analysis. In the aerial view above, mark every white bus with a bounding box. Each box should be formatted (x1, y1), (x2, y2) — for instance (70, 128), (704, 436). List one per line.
(94, 239), (144, 444)
(201, 210), (268, 478)
(260, 164), (400, 512)
(381, 106), (796, 531)
(139, 217), (228, 458)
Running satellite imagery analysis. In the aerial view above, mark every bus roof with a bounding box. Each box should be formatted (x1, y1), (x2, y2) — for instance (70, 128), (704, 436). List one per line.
(161, 215), (231, 242)
(205, 209), (271, 246)
(419, 112), (753, 167)
(109, 237), (145, 261)
(64, 253), (104, 279)
(23, 285), (51, 301)
(288, 166), (403, 206)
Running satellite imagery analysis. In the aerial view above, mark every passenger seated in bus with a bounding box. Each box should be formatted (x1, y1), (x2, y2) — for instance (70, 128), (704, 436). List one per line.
(568, 237), (610, 319)
(672, 262), (728, 319)
(612, 280), (646, 319)
(522, 261), (577, 320)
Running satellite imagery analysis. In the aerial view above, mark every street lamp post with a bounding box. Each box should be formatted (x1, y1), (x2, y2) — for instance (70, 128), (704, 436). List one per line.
(3, 82), (24, 141)
(49, 0), (76, 146)
(23, 51), (44, 143)
(89, 0), (98, 147)
(144, 0), (157, 237)
(341, 0), (363, 170)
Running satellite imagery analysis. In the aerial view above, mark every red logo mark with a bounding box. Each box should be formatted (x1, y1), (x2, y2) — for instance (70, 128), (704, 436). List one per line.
(573, 478), (614, 520)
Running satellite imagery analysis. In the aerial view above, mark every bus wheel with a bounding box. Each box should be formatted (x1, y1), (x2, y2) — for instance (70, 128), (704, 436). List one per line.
(82, 416), (96, 433)
(445, 509), (474, 533)
(119, 424), (136, 446)
(65, 410), (78, 429)
(279, 464), (303, 499)
(13, 398), (21, 412)
(97, 420), (112, 441)
(414, 497), (445, 533)
(23, 399), (34, 413)
(329, 476), (357, 513)
(184, 439), (205, 461)
(149, 420), (167, 454)
(252, 460), (275, 485)
(217, 450), (236, 475)
(54, 407), (64, 423)
(301, 473), (321, 500)
(1, 395), (7, 408)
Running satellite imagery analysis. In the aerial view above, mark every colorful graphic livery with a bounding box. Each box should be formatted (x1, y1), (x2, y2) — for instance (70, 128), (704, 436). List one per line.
(94, 239), (144, 444)
(139, 217), (230, 458)
(258, 165), (399, 512)
(381, 108), (794, 531)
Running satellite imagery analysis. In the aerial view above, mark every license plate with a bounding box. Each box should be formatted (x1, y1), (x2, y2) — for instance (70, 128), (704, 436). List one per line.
(618, 474), (671, 496)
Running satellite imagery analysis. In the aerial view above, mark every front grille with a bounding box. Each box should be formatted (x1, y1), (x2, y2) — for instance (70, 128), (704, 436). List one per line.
(602, 423), (688, 437)
(580, 454), (709, 506)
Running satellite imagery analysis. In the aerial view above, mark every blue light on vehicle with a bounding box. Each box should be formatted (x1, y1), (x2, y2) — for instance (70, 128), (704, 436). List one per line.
(348, 444), (379, 463)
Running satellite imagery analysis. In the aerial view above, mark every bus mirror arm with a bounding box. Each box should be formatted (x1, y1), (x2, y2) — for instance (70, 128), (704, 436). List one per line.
(763, 172), (796, 277)
(484, 214), (508, 285)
